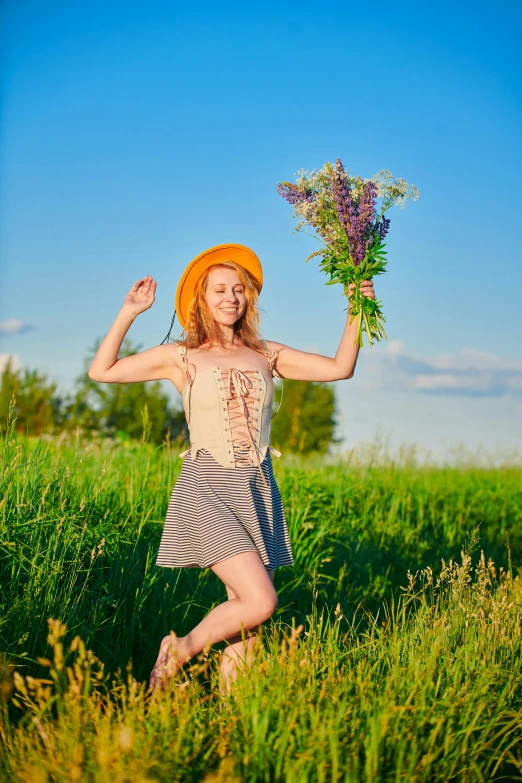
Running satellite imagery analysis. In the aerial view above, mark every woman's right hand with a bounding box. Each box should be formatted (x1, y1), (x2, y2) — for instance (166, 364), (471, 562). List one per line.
(122, 275), (157, 317)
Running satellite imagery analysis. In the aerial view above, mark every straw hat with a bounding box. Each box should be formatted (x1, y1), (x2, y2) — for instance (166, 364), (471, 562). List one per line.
(174, 243), (263, 328)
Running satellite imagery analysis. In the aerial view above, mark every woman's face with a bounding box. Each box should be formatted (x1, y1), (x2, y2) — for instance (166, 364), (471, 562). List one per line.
(205, 266), (247, 326)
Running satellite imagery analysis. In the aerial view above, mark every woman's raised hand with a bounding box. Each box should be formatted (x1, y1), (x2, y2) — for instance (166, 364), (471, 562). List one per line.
(348, 279), (375, 300)
(122, 275), (157, 316)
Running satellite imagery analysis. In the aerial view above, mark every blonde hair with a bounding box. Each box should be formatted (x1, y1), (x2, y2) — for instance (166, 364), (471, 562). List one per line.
(176, 261), (270, 358)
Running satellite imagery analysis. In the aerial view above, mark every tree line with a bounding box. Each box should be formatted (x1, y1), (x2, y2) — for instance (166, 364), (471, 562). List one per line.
(0, 338), (340, 454)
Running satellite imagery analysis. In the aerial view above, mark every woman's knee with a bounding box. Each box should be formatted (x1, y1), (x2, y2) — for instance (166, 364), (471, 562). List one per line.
(232, 589), (277, 628)
(266, 589), (279, 617)
(212, 551), (278, 624)
(249, 588), (278, 624)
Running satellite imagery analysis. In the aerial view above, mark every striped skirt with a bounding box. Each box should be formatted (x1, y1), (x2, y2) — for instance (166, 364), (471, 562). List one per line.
(155, 448), (294, 570)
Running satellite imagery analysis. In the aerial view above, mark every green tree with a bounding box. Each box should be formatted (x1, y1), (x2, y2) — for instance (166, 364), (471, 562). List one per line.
(270, 378), (340, 455)
(65, 337), (188, 445)
(0, 357), (65, 436)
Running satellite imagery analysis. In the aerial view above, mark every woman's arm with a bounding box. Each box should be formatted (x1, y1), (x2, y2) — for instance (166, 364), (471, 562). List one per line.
(88, 275), (180, 384)
(267, 279), (375, 382)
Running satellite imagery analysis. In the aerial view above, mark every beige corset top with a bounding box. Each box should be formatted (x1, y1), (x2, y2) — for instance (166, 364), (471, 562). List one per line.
(176, 343), (282, 486)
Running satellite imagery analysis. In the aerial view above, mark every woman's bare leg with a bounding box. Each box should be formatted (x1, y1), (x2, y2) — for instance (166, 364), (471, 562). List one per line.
(149, 552), (277, 690)
(219, 567), (275, 694)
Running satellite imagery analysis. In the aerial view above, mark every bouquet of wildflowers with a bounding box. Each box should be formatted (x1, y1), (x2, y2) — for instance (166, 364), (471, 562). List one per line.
(276, 159), (419, 348)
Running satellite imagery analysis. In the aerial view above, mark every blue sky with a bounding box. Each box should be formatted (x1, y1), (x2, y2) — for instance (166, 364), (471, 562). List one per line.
(1, 0), (521, 463)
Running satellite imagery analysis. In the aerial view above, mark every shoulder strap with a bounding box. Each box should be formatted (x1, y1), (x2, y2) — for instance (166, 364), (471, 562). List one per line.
(176, 344), (193, 385)
(263, 340), (282, 379)
(263, 340), (284, 419)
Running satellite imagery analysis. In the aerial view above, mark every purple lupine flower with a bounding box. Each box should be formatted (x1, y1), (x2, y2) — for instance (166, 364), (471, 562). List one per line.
(377, 215), (391, 240)
(356, 181), (378, 262)
(330, 158), (352, 231)
(336, 159), (352, 204)
(276, 182), (315, 205)
(344, 190), (362, 264)
(343, 180), (378, 264)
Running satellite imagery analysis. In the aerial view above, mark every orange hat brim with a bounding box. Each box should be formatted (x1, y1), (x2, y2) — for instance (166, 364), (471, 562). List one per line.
(175, 243), (263, 328)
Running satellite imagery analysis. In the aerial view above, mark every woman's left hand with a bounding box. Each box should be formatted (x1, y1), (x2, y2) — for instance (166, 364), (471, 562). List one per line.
(348, 279), (376, 300)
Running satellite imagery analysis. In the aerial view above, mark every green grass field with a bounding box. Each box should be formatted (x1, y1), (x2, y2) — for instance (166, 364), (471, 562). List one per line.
(1, 405), (521, 782)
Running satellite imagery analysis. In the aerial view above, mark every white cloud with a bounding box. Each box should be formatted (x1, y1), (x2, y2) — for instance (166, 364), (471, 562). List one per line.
(408, 348), (522, 373)
(352, 342), (522, 398)
(386, 339), (405, 355)
(0, 319), (35, 335)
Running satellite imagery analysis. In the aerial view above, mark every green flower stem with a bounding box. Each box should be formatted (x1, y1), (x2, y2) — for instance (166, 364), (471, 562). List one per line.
(356, 310), (363, 348)
(345, 279), (385, 348)
(375, 311), (388, 340)
(362, 308), (374, 348)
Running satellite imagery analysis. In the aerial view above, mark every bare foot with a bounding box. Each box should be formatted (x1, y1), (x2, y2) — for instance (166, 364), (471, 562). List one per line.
(149, 632), (189, 692)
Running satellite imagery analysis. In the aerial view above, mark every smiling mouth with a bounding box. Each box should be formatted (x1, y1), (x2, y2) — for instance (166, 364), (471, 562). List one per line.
(220, 307), (238, 312)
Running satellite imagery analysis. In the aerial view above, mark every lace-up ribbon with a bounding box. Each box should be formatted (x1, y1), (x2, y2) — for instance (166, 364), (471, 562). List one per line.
(226, 367), (268, 487)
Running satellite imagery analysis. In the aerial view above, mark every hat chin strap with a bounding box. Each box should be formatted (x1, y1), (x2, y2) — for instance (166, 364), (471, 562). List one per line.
(160, 310), (177, 344)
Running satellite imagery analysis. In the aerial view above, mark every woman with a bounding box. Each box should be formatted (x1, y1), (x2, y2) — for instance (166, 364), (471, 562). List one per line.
(88, 243), (375, 693)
